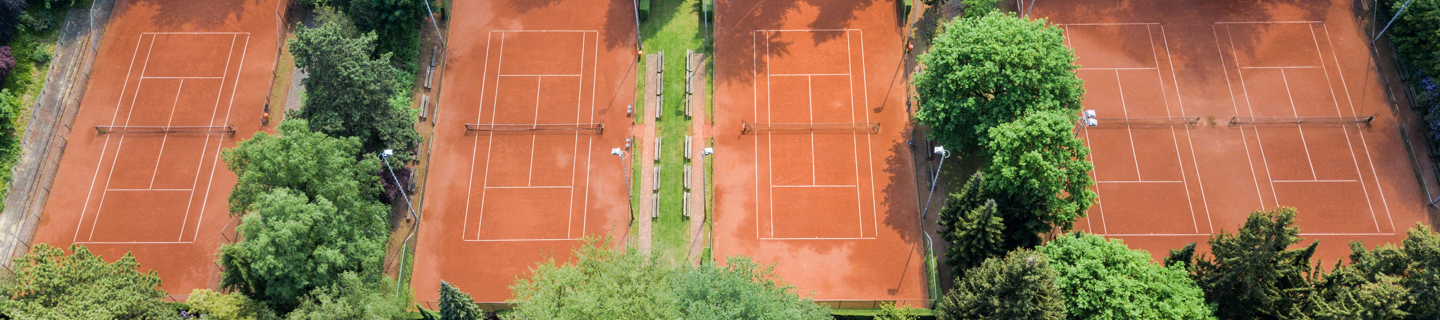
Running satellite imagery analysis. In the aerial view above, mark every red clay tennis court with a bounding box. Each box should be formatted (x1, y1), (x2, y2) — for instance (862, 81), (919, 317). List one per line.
(713, 0), (927, 307)
(410, 0), (635, 305)
(30, 0), (281, 298)
(1034, 0), (1431, 261)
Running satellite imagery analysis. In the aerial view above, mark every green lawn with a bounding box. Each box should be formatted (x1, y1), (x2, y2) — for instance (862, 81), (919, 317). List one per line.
(637, 0), (711, 264)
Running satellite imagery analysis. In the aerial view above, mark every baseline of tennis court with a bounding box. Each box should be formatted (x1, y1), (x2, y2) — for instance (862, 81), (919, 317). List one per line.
(1065, 23), (1214, 237)
(461, 30), (600, 242)
(750, 29), (880, 240)
(1214, 21), (1394, 235)
(71, 32), (249, 244)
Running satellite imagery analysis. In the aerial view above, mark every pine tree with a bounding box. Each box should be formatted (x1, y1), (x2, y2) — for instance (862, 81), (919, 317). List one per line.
(1191, 207), (1318, 319)
(439, 281), (484, 320)
(945, 199), (1007, 277)
(936, 249), (1066, 320)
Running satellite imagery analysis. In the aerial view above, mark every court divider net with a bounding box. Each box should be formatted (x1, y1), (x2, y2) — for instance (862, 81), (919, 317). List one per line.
(740, 122), (881, 135)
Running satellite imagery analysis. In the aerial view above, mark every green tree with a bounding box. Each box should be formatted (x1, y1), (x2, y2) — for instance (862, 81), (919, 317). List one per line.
(439, 281), (484, 320)
(913, 11), (1083, 152)
(667, 257), (831, 320)
(1172, 207), (1319, 319)
(1326, 224), (1440, 318)
(1038, 232), (1214, 319)
(220, 120), (389, 312)
(0, 243), (172, 319)
(508, 237), (829, 320)
(1385, 0), (1440, 78)
(936, 249), (1066, 320)
(284, 272), (410, 320)
(982, 110), (1094, 248)
(874, 301), (920, 320)
(961, 0), (1000, 18)
(942, 197), (1007, 277)
(289, 20), (418, 157)
(185, 289), (277, 320)
(1308, 266), (1410, 320)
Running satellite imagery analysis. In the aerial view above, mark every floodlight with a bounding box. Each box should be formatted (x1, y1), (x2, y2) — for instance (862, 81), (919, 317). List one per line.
(382, 149), (394, 157)
(934, 146), (946, 155)
(1086, 118), (1099, 127)
(611, 148), (624, 156)
(1085, 110), (1097, 118)
(702, 148), (714, 156)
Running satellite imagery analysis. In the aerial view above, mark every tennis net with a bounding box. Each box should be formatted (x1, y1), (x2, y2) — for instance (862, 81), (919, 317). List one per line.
(94, 125), (235, 134)
(1227, 115), (1374, 125)
(463, 123), (604, 134)
(740, 122), (881, 135)
(1091, 117), (1201, 126)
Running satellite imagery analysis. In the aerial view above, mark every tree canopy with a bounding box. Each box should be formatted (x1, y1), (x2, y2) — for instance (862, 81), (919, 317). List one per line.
(982, 110), (1094, 247)
(507, 238), (829, 320)
(283, 272), (410, 320)
(439, 281), (484, 320)
(0, 244), (172, 319)
(937, 249), (1067, 320)
(939, 173), (1007, 276)
(184, 289), (277, 320)
(220, 120), (390, 312)
(1038, 233), (1213, 319)
(289, 20), (419, 158)
(1307, 224), (1440, 318)
(913, 11), (1083, 152)
(1166, 207), (1319, 319)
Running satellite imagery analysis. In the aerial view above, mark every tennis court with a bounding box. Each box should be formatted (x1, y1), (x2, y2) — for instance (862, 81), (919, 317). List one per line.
(1036, 0), (1431, 261)
(30, 0), (282, 297)
(410, 0), (634, 305)
(713, 0), (927, 307)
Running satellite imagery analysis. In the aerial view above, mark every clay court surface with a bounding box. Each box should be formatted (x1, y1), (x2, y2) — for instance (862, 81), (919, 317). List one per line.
(410, 0), (635, 304)
(713, 0), (926, 305)
(1033, 0), (1432, 261)
(29, 0), (281, 296)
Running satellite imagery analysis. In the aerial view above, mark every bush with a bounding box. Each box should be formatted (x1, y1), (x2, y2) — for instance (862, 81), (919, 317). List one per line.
(0, 46), (14, 81)
(185, 289), (277, 320)
(0, 0), (23, 44)
(1387, 0), (1440, 78)
(961, 0), (999, 18)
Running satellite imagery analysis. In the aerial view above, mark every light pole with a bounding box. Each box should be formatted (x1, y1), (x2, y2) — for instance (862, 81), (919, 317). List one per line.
(612, 147), (631, 200)
(1077, 109), (1098, 138)
(920, 146), (950, 220)
(378, 149), (419, 298)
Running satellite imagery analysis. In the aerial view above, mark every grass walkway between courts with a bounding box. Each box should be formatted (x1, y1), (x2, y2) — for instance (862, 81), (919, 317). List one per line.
(635, 0), (710, 264)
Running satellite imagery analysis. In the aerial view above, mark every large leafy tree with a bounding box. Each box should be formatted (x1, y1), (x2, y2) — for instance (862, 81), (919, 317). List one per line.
(936, 249), (1067, 320)
(1167, 207), (1319, 319)
(982, 110), (1094, 247)
(508, 237), (829, 320)
(1310, 224), (1440, 318)
(185, 289), (277, 320)
(220, 120), (390, 312)
(1038, 233), (1213, 319)
(289, 20), (419, 157)
(439, 281), (484, 320)
(0, 244), (172, 319)
(1386, 0), (1440, 78)
(913, 11), (1083, 152)
(284, 272), (410, 320)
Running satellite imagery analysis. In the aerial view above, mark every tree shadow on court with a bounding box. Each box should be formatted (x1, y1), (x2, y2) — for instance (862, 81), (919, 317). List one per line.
(713, 0), (887, 87)
(1034, 0), (1325, 70)
(499, 0), (640, 51)
(125, 0), (260, 32)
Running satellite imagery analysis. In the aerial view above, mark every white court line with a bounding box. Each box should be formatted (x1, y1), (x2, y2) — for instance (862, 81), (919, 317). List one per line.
(1213, 25), (1268, 211)
(772, 185), (859, 188)
(1096, 180), (1183, 183)
(1163, 25), (1215, 233)
(1101, 233), (1210, 236)
(753, 30), (761, 239)
(581, 31), (600, 236)
(75, 241), (195, 244)
(462, 238), (582, 242)
(461, 31), (494, 241)
(107, 188), (193, 192)
(770, 73), (850, 76)
(1077, 67), (1156, 70)
(1240, 66), (1321, 69)
(1273, 180), (1359, 183)
(1299, 232), (1397, 236)
(1322, 24), (1393, 232)
(86, 35), (160, 241)
(179, 34), (239, 242)
(1147, 25), (1200, 234)
(847, 30), (864, 238)
(140, 76), (225, 79)
(1227, 25), (1283, 209)
(1277, 69), (1321, 180)
(1058, 22), (1160, 26)
(761, 237), (876, 240)
(190, 34), (249, 242)
(75, 34), (147, 243)
(756, 28), (858, 32)
(860, 30), (879, 239)
(467, 30), (595, 241)
(1114, 70), (1143, 181)
(143, 32), (247, 35)
(766, 31), (775, 238)
(808, 75), (816, 185)
(1215, 21), (1322, 24)
(499, 74), (582, 77)
(147, 79), (185, 189)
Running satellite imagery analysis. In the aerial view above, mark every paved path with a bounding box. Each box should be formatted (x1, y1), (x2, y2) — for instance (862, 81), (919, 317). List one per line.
(636, 53), (661, 257)
(687, 53), (710, 264)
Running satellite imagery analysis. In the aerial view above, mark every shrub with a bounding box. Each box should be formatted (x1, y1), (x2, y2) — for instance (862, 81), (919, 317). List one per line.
(0, 46), (14, 81)
(0, 0), (23, 44)
(1387, 0), (1440, 78)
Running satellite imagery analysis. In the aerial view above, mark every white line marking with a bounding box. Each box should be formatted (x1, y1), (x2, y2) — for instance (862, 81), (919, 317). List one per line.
(1096, 180), (1184, 183)
(1115, 70), (1143, 181)
(148, 79), (185, 190)
(1214, 21), (1322, 24)
(461, 238), (581, 242)
(179, 34), (239, 242)
(462, 31), (495, 240)
(1240, 66), (1321, 69)
(1213, 25), (1268, 210)
(475, 32), (508, 239)
(759, 237), (877, 240)
(859, 30), (879, 239)
(140, 76), (226, 79)
(75, 34), (147, 243)
(190, 34), (249, 242)
(1278, 69), (1321, 180)
(492, 30), (595, 33)
(1323, 24), (1393, 232)
(753, 30), (761, 239)
(1077, 67), (1156, 70)
(808, 75), (816, 185)
(75, 241), (197, 244)
(499, 74), (583, 77)
(106, 188), (193, 192)
(847, 30), (864, 238)
(484, 186), (573, 189)
(1227, 25), (1282, 208)
(770, 73), (851, 76)
(756, 29), (858, 32)
(143, 32), (248, 35)
(527, 76), (542, 185)
(1309, 24), (1381, 232)
(87, 35), (159, 241)
(1273, 179), (1359, 183)
(1163, 25), (1215, 233)
(1147, 25), (1200, 234)
(772, 185), (860, 188)
(1100, 233), (1210, 236)
(1058, 22), (1161, 26)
